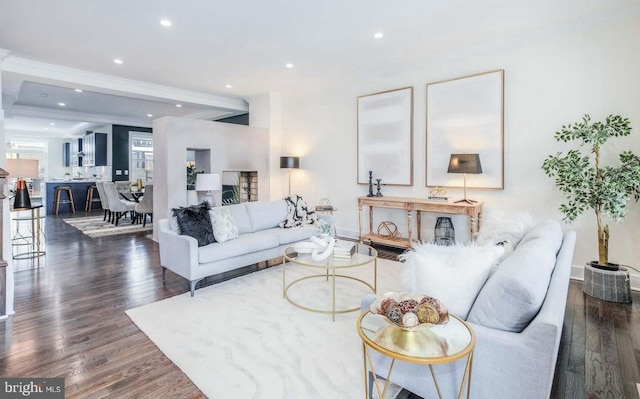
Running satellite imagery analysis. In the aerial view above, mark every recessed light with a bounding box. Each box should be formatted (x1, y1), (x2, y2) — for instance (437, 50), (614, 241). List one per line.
(114, 58), (123, 64)
(225, 84), (232, 88)
(58, 102), (66, 107)
(147, 114), (153, 117)
(286, 63), (294, 68)
(374, 32), (384, 39)
(75, 89), (83, 93)
(50, 122), (56, 126)
(176, 104), (182, 108)
(160, 19), (172, 27)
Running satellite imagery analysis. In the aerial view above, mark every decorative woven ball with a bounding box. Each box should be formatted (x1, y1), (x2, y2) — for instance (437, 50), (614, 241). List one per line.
(402, 312), (419, 327)
(380, 298), (398, 314)
(416, 303), (439, 324)
(398, 299), (419, 314)
(385, 306), (403, 324)
(377, 221), (399, 240)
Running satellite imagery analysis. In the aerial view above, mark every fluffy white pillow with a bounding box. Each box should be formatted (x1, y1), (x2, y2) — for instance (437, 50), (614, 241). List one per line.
(400, 242), (504, 319)
(475, 209), (533, 249)
(212, 209), (238, 243)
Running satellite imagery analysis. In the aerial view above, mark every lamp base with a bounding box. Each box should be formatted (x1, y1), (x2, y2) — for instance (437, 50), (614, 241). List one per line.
(454, 198), (477, 204)
(13, 180), (32, 209)
(203, 193), (216, 208)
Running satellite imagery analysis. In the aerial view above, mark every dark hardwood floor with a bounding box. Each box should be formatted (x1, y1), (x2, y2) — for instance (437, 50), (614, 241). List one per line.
(1, 215), (638, 398)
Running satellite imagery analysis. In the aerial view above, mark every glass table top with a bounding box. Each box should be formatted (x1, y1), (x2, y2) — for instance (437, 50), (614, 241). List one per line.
(284, 241), (378, 269)
(358, 311), (474, 362)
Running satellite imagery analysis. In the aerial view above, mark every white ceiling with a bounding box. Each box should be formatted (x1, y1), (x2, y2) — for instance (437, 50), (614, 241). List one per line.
(1, 0), (639, 137)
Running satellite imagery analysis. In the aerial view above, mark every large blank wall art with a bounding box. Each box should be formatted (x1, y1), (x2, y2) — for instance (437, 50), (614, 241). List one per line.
(357, 87), (413, 186)
(426, 70), (504, 189)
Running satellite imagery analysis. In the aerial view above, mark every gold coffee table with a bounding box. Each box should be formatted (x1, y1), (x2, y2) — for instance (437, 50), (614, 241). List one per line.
(283, 243), (378, 321)
(357, 311), (475, 399)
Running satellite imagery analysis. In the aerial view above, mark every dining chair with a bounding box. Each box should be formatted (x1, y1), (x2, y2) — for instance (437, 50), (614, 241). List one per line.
(94, 182), (111, 222)
(134, 184), (153, 227)
(103, 182), (136, 226)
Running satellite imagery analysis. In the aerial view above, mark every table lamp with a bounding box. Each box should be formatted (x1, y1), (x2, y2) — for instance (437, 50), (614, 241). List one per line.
(195, 173), (221, 208)
(6, 158), (39, 209)
(447, 154), (482, 204)
(280, 156), (300, 196)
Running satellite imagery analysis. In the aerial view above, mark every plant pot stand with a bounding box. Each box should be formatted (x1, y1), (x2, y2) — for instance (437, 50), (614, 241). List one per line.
(583, 263), (632, 303)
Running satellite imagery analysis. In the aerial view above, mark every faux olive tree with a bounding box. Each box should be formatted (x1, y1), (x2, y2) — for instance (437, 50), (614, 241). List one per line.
(542, 114), (640, 267)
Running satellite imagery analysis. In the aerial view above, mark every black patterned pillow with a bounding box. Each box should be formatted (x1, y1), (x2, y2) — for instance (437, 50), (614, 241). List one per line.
(172, 202), (216, 247)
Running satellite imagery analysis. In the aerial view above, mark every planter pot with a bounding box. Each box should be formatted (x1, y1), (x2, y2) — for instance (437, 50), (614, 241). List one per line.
(587, 260), (620, 271)
(583, 262), (632, 303)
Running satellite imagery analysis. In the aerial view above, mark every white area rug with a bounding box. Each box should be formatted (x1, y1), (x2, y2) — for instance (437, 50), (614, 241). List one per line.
(63, 215), (152, 237)
(127, 258), (404, 399)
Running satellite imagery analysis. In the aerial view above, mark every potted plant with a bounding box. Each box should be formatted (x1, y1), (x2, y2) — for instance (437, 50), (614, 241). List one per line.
(542, 114), (640, 270)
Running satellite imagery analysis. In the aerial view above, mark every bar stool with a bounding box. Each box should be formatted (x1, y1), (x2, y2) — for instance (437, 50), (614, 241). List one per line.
(85, 185), (102, 212)
(53, 186), (76, 214)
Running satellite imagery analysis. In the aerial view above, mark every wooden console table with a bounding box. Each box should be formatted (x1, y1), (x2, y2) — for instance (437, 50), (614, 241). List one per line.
(358, 196), (483, 249)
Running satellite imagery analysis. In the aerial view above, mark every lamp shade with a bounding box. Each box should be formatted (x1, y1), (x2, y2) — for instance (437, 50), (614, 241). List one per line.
(6, 159), (39, 178)
(447, 154), (482, 174)
(280, 156), (300, 169)
(195, 173), (221, 191)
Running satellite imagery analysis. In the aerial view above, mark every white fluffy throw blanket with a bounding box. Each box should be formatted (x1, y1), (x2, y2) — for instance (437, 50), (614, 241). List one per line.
(279, 195), (318, 228)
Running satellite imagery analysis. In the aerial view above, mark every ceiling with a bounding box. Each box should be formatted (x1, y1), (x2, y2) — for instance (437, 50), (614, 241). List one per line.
(1, 0), (639, 138)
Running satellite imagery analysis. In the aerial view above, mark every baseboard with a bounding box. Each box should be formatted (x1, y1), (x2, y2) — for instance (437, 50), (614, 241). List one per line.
(571, 264), (640, 292)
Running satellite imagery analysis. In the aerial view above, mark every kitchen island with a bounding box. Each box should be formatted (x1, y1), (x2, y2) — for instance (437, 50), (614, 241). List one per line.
(44, 180), (101, 215)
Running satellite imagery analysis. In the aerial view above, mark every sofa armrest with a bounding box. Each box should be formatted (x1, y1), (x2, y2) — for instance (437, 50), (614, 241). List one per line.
(158, 219), (199, 281)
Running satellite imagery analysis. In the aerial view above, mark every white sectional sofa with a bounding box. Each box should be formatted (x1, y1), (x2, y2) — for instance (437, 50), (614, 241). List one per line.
(362, 218), (576, 399)
(159, 200), (329, 296)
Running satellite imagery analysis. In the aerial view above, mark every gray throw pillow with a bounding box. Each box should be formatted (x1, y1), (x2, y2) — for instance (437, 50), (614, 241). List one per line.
(172, 202), (216, 247)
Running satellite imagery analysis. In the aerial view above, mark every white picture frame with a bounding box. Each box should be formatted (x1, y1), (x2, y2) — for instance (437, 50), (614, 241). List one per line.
(426, 70), (504, 189)
(357, 87), (413, 186)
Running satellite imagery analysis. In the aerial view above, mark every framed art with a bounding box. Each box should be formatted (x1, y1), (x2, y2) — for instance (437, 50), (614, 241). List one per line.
(425, 70), (504, 189)
(357, 86), (413, 186)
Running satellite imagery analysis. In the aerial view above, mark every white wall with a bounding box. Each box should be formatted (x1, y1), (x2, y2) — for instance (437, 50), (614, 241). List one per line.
(280, 14), (640, 283)
(152, 117), (270, 240)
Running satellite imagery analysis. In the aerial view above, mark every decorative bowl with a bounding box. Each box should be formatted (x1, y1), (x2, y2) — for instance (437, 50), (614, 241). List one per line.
(369, 292), (449, 330)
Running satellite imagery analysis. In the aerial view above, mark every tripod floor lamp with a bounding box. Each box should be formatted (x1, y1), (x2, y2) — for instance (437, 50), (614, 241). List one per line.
(280, 156), (300, 196)
(447, 153), (482, 204)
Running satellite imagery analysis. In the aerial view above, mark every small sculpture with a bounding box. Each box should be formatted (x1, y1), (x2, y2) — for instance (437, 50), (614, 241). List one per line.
(375, 179), (383, 197)
(367, 171), (375, 197)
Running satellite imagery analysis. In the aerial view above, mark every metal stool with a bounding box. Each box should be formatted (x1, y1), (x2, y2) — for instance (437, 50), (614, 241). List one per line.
(53, 186), (76, 214)
(85, 185), (102, 212)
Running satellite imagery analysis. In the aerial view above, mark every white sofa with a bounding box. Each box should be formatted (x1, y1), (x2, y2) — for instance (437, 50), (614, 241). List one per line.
(159, 200), (328, 296)
(362, 218), (576, 399)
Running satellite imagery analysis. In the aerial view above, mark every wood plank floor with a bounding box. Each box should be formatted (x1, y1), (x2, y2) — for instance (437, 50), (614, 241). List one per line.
(1, 214), (639, 398)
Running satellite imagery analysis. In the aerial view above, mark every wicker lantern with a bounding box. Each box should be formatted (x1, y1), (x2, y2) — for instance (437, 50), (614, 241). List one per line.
(434, 217), (455, 245)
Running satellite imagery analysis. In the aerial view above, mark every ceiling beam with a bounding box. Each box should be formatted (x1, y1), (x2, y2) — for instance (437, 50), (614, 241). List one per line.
(2, 56), (248, 113)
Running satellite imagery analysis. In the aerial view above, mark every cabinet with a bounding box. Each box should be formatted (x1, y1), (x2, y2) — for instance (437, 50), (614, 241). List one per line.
(62, 142), (71, 167)
(70, 138), (83, 167)
(357, 196), (483, 249)
(82, 133), (108, 166)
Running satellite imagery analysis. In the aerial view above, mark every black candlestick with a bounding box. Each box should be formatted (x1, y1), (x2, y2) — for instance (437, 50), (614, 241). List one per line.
(367, 171), (375, 197)
(375, 179), (383, 197)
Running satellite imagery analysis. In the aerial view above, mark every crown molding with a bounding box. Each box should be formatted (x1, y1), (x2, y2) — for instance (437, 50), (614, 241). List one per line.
(11, 104), (152, 128)
(0, 49), (10, 63)
(2, 56), (248, 112)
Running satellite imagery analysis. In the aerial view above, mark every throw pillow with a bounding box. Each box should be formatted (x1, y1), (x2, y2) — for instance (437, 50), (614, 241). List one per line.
(475, 209), (533, 249)
(172, 202), (216, 247)
(279, 195), (318, 228)
(212, 209), (238, 243)
(467, 218), (563, 332)
(400, 242), (504, 319)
